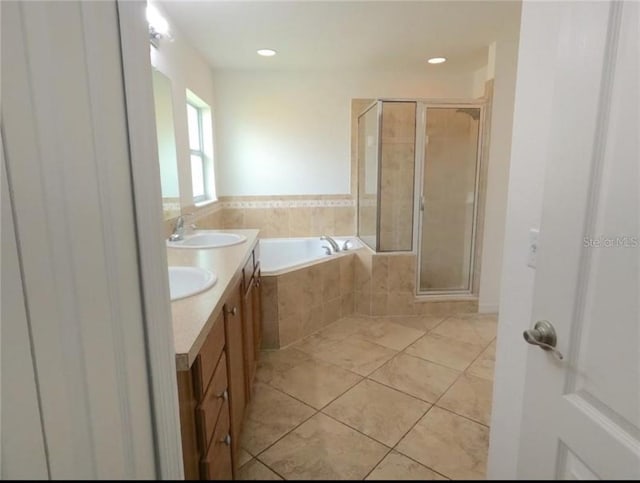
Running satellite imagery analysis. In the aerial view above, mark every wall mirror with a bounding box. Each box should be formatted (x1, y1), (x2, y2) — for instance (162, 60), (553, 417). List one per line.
(151, 68), (181, 220)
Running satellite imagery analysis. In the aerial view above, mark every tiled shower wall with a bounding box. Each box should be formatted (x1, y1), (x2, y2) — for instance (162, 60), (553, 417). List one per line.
(354, 247), (478, 316)
(379, 102), (415, 251)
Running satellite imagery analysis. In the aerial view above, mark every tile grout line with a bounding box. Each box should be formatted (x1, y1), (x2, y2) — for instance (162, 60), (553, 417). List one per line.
(321, 410), (395, 450)
(386, 404), (451, 480)
(361, 447), (394, 480)
(358, 385), (440, 481)
(251, 407), (318, 475)
(251, 456), (288, 481)
(364, 374), (440, 406)
(430, 335), (496, 427)
(238, 456), (287, 481)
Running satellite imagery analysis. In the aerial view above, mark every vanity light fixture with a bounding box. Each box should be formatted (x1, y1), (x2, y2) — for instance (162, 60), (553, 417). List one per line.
(257, 49), (277, 57)
(147, 4), (172, 48)
(427, 57), (447, 64)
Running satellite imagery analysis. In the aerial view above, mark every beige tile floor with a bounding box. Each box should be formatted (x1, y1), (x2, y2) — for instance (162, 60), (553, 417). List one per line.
(238, 313), (497, 480)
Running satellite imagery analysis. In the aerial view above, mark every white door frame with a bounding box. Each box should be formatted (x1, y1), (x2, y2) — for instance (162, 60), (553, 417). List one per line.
(2, 1), (183, 478)
(117, 1), (184, 479)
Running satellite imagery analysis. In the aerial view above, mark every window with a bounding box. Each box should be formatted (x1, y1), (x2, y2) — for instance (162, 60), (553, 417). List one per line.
(186, 90), (215, 203)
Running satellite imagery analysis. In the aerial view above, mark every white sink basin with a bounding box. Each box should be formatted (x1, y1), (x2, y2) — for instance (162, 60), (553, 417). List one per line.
(168, 266), (217, 301)
(168, 231), (247, 249)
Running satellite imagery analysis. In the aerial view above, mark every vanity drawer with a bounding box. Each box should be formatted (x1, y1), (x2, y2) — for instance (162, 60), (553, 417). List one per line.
(200, 399), (232, 481)
(196, 352), (228, 452)
(193, 312), (225, 400)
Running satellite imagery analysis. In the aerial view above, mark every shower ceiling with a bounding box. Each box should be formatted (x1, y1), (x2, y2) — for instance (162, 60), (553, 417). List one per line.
(158, 0), (521, 72)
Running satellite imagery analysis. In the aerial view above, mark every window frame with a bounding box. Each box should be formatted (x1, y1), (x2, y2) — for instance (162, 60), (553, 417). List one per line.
(187, 101), (209, 204)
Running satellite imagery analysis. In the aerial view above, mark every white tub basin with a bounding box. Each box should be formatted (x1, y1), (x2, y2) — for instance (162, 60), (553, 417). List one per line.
(168, 266), (217, 301)
(168, 231), (247, 249)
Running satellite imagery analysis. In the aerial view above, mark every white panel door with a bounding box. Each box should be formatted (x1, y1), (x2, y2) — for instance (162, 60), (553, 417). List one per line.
(1, 128), (49, 480)
(517, 0), (639, 479)
(2, 1), (158, 478)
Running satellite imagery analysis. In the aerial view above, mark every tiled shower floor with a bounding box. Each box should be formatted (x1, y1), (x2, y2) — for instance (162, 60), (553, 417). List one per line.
(238, 313), (497, 480)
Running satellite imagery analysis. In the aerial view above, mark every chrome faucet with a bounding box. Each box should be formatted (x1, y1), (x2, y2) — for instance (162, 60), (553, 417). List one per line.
(320, 235), (340, 253)
(169, 215), (186, 242)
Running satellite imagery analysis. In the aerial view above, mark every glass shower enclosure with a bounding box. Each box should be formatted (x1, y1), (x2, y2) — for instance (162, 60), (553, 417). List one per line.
(357, 99), (484, 295)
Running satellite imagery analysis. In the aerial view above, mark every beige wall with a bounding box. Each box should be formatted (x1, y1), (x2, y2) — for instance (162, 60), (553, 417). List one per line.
(478, 37), (520, 313)
(213, 69), (478, 197)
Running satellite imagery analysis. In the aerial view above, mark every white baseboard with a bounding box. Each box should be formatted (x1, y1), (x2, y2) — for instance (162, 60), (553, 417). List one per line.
(478, 303), (499, 314)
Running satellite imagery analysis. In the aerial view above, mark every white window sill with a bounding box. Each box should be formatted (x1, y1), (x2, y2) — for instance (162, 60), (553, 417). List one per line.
(194, 198), (218, 208)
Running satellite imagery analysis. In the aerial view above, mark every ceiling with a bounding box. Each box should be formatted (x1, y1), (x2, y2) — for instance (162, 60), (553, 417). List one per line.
(159, 1), (521, 72)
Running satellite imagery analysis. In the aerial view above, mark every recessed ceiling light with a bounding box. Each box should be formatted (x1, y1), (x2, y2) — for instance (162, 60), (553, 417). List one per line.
(257, 49), (277, 57)
(427, 57), (447, 64)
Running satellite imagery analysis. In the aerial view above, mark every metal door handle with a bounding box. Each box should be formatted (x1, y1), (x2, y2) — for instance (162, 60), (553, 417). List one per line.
(523, 320), (564, 360)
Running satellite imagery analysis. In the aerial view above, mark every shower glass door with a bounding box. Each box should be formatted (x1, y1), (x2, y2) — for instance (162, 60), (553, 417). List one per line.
(418, 106), (481, 293)
(357, 102), (380, 251)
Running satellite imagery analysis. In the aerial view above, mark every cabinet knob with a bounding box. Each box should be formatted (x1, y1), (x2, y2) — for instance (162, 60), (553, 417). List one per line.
(217, 389), (228, 401)
(226, 306), (238, 316)
(221, 434), (231, 446)
(255, 278), (261, 288)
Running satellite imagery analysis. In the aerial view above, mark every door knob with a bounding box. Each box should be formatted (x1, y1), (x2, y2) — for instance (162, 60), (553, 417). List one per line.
(523, 320), (564, 360)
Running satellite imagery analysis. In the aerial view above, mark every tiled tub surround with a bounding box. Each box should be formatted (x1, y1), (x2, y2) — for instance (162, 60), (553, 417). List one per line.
(261, 250), (356, 349)
(163, 196), (356, 240)
(354, 247), (478, 317)
(237, 312), (497, 480)
(204, 196), (356, 237)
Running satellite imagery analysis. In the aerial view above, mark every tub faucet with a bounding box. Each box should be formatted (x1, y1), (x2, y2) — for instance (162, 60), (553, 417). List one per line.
(320, 235), (340, 253)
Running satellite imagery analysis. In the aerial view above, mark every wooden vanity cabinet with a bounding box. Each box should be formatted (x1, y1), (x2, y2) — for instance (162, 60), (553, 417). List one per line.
(177, 247), (263, 480)
(252, 267), (262, 359)
(222, 281), (245, 474)
(177, 310), (230, 480)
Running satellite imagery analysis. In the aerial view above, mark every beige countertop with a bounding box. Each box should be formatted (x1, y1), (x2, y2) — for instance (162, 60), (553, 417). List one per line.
(167, 229), (260, 371)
